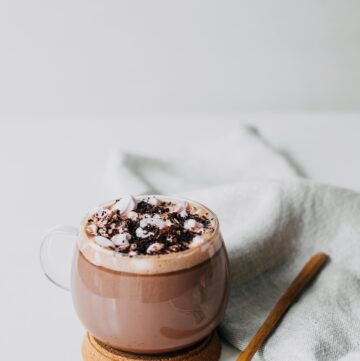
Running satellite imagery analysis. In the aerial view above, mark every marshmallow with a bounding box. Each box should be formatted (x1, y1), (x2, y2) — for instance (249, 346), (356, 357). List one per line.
(184, 219), (204, 232)
(172, 202), (188, 213)
(136, 227), (154, 239)
(86, 224), (98, 235)
(140, 215), (165, 230)
(179, 210), (188, 218)
(94, 208), (111, 219)
(189, 236), (204, 248)
(94, 236), (114, 248)
(112, 233), (131, 250)
(147, 196), (160, 206)
(146, 242), (164, 254)
(126, 211), (139, 221)
(112, 195), (137, 215)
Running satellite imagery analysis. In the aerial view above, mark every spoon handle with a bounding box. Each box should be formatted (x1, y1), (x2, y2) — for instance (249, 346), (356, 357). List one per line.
(237, 252), (328, 361)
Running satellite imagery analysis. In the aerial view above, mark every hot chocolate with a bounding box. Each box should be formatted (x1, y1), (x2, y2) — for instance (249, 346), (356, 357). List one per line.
(71, 195), (229, 354)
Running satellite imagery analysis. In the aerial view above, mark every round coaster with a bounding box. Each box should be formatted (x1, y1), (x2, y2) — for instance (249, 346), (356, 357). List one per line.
(82, 332), (221, 361)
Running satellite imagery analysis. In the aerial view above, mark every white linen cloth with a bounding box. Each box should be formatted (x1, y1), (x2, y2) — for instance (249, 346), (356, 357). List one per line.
(105, 126), (360, 361)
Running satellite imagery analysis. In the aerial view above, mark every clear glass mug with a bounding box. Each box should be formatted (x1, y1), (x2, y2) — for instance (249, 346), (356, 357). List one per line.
(40, 196), (229, 354)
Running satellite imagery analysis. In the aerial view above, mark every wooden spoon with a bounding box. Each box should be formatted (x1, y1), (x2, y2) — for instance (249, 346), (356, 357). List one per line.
(237, 252), (328, 361)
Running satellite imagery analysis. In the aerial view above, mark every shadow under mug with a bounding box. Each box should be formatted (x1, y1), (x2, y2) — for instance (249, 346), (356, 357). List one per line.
(40, 196), (230, 354)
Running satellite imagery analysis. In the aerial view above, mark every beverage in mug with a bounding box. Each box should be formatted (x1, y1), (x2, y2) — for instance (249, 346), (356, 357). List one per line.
(41, 195), (229, 354)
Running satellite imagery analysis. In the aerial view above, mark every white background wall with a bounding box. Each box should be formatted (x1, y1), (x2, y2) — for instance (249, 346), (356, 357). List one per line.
(1, 0), (360, 116)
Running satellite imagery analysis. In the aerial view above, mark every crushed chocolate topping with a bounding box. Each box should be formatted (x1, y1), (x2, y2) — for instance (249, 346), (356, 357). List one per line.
(86, 196), (214, 256)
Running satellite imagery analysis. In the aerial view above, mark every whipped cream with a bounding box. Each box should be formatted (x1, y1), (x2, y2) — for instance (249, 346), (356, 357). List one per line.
(112, 195), (137, 215)
(82, 195), (216, 257)
(79, 195), (221, 274)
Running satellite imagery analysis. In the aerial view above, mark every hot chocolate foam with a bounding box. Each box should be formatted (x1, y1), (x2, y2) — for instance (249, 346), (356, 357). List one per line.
(78, 195), (220, 274)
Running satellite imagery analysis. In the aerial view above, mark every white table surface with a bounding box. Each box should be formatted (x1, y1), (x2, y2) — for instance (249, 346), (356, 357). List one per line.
(1, 114), (360, 360)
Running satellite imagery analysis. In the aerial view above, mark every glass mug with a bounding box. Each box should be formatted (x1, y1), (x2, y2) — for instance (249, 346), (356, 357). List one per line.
(40, 196), (229, 354)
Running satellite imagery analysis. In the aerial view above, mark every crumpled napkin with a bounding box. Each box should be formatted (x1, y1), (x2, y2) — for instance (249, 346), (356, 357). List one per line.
(105, 126), (360, 361)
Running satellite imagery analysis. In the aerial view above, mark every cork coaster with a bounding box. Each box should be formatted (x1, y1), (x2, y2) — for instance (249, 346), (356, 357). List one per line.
(82, 332), (221, 361)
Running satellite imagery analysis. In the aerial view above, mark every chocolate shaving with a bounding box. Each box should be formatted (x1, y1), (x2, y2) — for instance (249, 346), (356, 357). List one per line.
(86, 197), (214, 256)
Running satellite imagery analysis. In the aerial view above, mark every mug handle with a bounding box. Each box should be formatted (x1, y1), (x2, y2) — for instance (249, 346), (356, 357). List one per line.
(40, 225), (79, 291)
